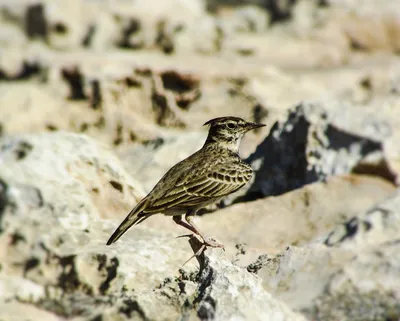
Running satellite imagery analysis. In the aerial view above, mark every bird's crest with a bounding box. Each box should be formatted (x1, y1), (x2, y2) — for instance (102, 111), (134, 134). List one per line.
(203, 116), (244, 126)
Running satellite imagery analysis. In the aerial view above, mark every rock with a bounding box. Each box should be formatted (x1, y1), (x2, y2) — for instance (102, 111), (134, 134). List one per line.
(253, 188), (400, 321)
(118, 132), (206, 193)
(308, 243), (400, 321)
(45, 0), (101, 50)
(324, 188), (400, 249)
(331, 0), (400, 52)
(238, 101), (397, 202)
(2, 0), (400, 319)
(194, 175), (395, 262)
(0, 132), (305, 321)
(175, 14), (223, 54)
(0, 83), (84, 134)
(0, 58), (267, 148)
(0, 47), (42, 80)
(0, 300), (62, 321)
(0, 178), (7, 221)
(0, 132), (191, 319)
(113, 0), (208, 53)
(206, 0), (296, 24)
(0, 132), (145, 219)
(180, 241), (307, 321)
(0, 23), (27, 49)
(219, 5), (271, 33)
(25, 3), (48, 40)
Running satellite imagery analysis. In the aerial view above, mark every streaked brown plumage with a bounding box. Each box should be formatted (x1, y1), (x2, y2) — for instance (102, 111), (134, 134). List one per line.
(106, 116), (265, 248)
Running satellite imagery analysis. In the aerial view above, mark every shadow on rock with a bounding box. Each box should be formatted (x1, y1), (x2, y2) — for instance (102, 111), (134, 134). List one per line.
(230, 102), (397, 204)
(179, 236), (306, 321)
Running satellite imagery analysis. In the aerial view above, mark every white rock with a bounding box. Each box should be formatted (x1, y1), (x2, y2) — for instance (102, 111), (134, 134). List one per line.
(118, 132), (206, 193)
(255, 187), (400, 320)
(0, 132), (304, 320)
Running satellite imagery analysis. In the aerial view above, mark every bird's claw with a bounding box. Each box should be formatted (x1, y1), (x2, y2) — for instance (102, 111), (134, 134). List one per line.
(176, 234), (194, 239)
(180, 235), (225, 266)
(202, 236), (225, 250)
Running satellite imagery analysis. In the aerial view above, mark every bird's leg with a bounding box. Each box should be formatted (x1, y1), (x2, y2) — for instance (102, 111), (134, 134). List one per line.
(173, 215), (202, 240)
(185, 212), (224, 249)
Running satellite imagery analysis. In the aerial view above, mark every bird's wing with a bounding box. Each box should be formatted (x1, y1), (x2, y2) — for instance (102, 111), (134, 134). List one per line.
(145, 160), (253, 212)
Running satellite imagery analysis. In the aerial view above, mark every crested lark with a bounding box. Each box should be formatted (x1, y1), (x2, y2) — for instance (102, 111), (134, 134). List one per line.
(107, 116), (265, 248)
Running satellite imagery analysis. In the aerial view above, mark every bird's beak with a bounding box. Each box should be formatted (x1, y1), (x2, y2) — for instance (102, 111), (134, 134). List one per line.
(246, 122), (266, 131)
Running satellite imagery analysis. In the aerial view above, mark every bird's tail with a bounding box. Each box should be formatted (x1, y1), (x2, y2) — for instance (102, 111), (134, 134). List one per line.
(106, 197), (149, 245)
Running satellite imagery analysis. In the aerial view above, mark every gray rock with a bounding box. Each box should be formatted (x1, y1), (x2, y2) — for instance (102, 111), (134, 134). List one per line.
(239, 101), (396, 201)
(206, 0), (296, 24)
(2, 1), (400, 320)
(324, 188), (400, 249)
(0, 132), (146, 220)
(118, 132), (206, 193)
(0, 132), (305, 321)
(254, 188), (400, 321)
(218, 5), (270, 33)
(195, 174), (395, 263)
(180, 243), (307, 321)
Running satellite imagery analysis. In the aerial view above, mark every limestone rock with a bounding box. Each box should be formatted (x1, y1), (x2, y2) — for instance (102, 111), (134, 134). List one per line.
(180, 243), (307, 321)
(254, 188), (400, 321)
(239, 101), (397, 201)
(118, 132), (206, 193)
(195, 174), (395, 263)
(1, 0), (400, 320)
(0, 132), (304, 321)
(324, 188), (400, 249)
(0, 132), (145, 220)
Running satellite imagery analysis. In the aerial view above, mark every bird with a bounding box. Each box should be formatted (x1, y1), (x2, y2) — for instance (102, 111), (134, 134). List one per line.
(106, 116), (265, 248)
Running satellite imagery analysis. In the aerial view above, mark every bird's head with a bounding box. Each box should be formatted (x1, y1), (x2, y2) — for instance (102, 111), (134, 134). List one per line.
(203, 116), (265, 152)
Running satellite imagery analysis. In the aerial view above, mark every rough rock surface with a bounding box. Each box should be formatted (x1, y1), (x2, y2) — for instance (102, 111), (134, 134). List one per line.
(0, 132), (306, 321)
(181, 244), (307, 321)
(196, 175), (395, 258)
(1, 0), (400, 320)
(118, 132), (206, 193)
(255, 189), (400, 321)
(240, 101), (399, 201)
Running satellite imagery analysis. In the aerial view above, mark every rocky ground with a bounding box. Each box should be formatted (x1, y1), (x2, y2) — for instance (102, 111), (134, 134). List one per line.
(1, 0), (400, 320)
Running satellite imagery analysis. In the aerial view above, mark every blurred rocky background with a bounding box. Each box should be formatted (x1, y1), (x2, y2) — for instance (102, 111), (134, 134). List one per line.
(1, 0), (400, 320)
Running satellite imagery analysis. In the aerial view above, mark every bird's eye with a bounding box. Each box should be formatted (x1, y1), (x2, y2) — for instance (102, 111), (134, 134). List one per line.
(226, 123), (236, 129)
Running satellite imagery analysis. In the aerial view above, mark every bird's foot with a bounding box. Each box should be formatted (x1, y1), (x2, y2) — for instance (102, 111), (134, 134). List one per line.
(177, 234), (224, 249)
(182, 235), (225, 266)
(176, 234), (206, 245)
(176, 234), (194, 239)
(202, 236), (225, 250)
